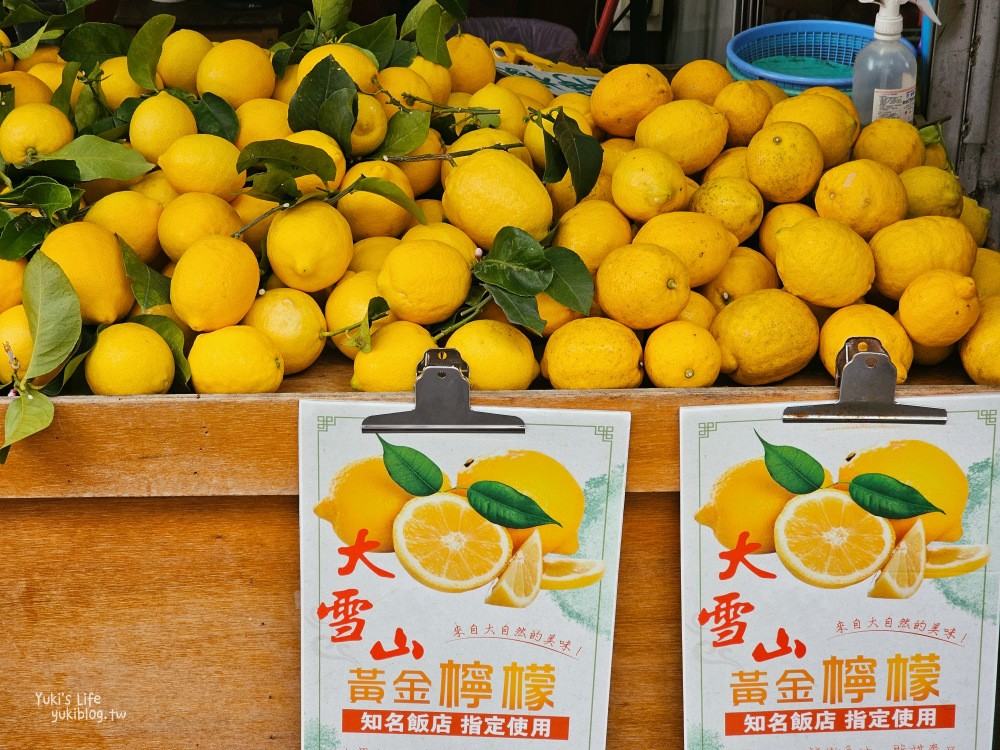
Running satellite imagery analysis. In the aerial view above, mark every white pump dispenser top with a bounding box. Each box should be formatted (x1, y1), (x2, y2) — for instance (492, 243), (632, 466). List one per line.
(859, 0), (941, 40)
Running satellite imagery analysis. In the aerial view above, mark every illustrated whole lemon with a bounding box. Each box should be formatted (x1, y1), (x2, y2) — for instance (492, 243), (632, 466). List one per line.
(458, 450), (585, 555)
(84, 322), (175, 396)
(314, 455), (446, 552)
(838, 439), (968, 543)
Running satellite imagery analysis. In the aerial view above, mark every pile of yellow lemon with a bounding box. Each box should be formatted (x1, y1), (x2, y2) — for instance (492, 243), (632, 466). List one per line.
(0, 24), (997, 397)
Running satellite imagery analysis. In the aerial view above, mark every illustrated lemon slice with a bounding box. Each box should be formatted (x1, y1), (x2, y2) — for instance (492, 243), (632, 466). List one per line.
(925, 543), (991, 578)
(774, 488), (895, 588)
(869, 519), (926, 599)
(485, 529), (543, 608)
(393, 492), (512, 593)
(540, 555), (606, 590)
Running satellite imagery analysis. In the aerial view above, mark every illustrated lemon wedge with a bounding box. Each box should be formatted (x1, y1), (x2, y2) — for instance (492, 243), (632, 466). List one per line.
(869, 519), (926, 599)
(774, 488), (895, 588)
(540, 555), (606, 590)
(392, 492), (512, 593)
(485, 529), (543, 608)
(925, 543), (991, 578)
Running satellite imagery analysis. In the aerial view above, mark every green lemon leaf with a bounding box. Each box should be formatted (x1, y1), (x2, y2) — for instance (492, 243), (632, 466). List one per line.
(474, 226), (553, 296)
(387, 39), (418, 69)
(312, 0), (352, 35)
(1, 387), (55, 453)
(467, 480), (560, 529)
(347, 296), (390, 354)
(270, 45), (295, 80)
(339, 15), (396, 69)
(437, 0), (469, 23)
(415, 4), (453, 67)
(119, 238), (171, 311)
(540, 129), (568, 184)
(483, 283), (545, 335)
(0, 215), (50, 261)
(60, 22), (133, 71)
(7, 22), (53, 61)
(23, 181), (74, 218)
(317, 88), (358, 155)
(289, 54), (356, 133)
(371, 110), (431, 158)
(542, 246), (593, 314)
(378, 435), (443, 496)
(400, 0), (437, 40)
(73, 85), (105, 132)
(756, 431), (826, 495)
(193, 92), (239, 142)
(131, 314), (191, 385)
(126, 13), (174, 90)
(339, 176), (426, 224)
(237, 139), (340, 183)
(22, 251), (82, 381)
(51, 60), (81, 118)
(849, 473), (944, 519)
(246, 166), (302, 203)
(552, 110), (603, 202)
(33, 135), (153, 182)
(112, 96), (143, 124)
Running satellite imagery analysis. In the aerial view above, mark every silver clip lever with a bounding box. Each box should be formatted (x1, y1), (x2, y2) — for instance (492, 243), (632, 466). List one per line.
(361, 349), (526, 433)
(782, 337), (947, 424)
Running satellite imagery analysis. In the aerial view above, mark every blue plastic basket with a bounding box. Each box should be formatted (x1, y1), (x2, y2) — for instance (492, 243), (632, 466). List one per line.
(726, 20), (917, 95)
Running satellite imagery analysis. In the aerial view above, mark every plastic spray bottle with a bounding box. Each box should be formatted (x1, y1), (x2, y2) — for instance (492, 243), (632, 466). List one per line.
(852, 0), (940, 126)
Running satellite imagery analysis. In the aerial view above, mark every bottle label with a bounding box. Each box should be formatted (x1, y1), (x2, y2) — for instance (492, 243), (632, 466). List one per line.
(872, 86), (916, 122)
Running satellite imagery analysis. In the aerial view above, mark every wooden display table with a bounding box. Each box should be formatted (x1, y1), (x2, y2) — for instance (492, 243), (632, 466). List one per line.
(0, 353), (984, 748)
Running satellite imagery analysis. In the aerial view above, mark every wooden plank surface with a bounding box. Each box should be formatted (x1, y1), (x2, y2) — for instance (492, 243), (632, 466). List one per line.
(0, 491), (677, 750)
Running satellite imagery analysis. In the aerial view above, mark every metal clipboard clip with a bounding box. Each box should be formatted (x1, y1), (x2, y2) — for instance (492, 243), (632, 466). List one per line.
(361, 349), (526, 434)
(782, 337), (947, 424)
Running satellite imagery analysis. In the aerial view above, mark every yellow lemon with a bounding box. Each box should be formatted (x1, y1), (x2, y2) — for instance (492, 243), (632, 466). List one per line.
(324, 270), (398, 359)
(376, 239), (471, 324)
(819, 303), (913, 383)
(634, 99), (729, 174)
(899, 165), (964, 218)
(230, 192), (278, 253)
(485, 529), (542, 608)
(12, 42), (59, 71)
(644, 320), (722, 387)
(443, 149), (552, 250)
(170, 235), (260, 331)
(241, 287), (327, 374)
(923, 141), (949, 169)
(676, 290), (717, 329)
(701, 246), (780, 310)
(98, 56), (153, 110)
(669, 59), (733, 104)
(446, 33), (495, 94)
(349, 236), (400, 273)
(689, 176), (764, 243)
(468, 83), (529, 139)
(458, 450), (585, 555)
(541, 554), (605, 590)
(439, 127), (532, 187)
(266, 200), (354, 292)
(552, 199), (633, 274)
(188, 325), (284, 394)
(39, 222), (133, 325)
(590, 63), (673, 137)
(0, 102), (73, 163)
(814, 159), (908, 239)
(711, 288), (819, 384)
(497, 75), (553, 106)
(960, 295), (1000, 385)
(536, 291), (584, 336)
(746, 120), (824, 203)
(898, 269), (980, 347)
(349, 93), (388, 156)
(297, 43), (378, 94)
(703, 146), (749, 182)
(839, 439), (968, 543)
(84, 322), (175, 395)
(595, 243), (691, 330)
(24, 62), (83, 106)
(284, 129), (347, 194)
(633, 211), (738, 286)
(0, 70), (52, 106)
(445, 320), (540, 390)
(924, 543), (990, 578)
(523, 104), (592, 169)
(971, 248), (1000, 299)
(128, 91), (199, 165)
(869, 216), (977, 299)
(337, 160), (415, 239)
(402, 221), (477, 265)
(751, 79), (789, 105)
(408, 55), (451, 104)
(959, 196), (991, 247)
(800, 85), (861, 131)
(375, 66), (433, 119)
(130, 169), (179, 206)
(314, 455), (445, 551)
(196, 38), (275, 109)
(397, 127), (443, 197)
(758, 202), (818, 264)
(0, 305), (40, 384)
(610, 146), (688, 223)
(157, 191), (242, 262)
(350, 320), (437, 391)
(763, 93), (857, 169)
(775, 216), (874, 308)
(157, 29), (214, 93)
(234, 98), (291, 151)
(272, 63), (299, 104)
(159, 133), (246, 200)
(84, 190), (163, 264)
(712, 79), (773, 147)
(852, 117), (925, 173)
(0, 257), (27, 315)
(541, 317), (643, 389)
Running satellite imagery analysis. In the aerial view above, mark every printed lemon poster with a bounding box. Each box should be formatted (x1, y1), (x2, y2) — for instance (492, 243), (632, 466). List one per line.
(680, 394), (1000, 750)
(299, 401), (630, 750)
